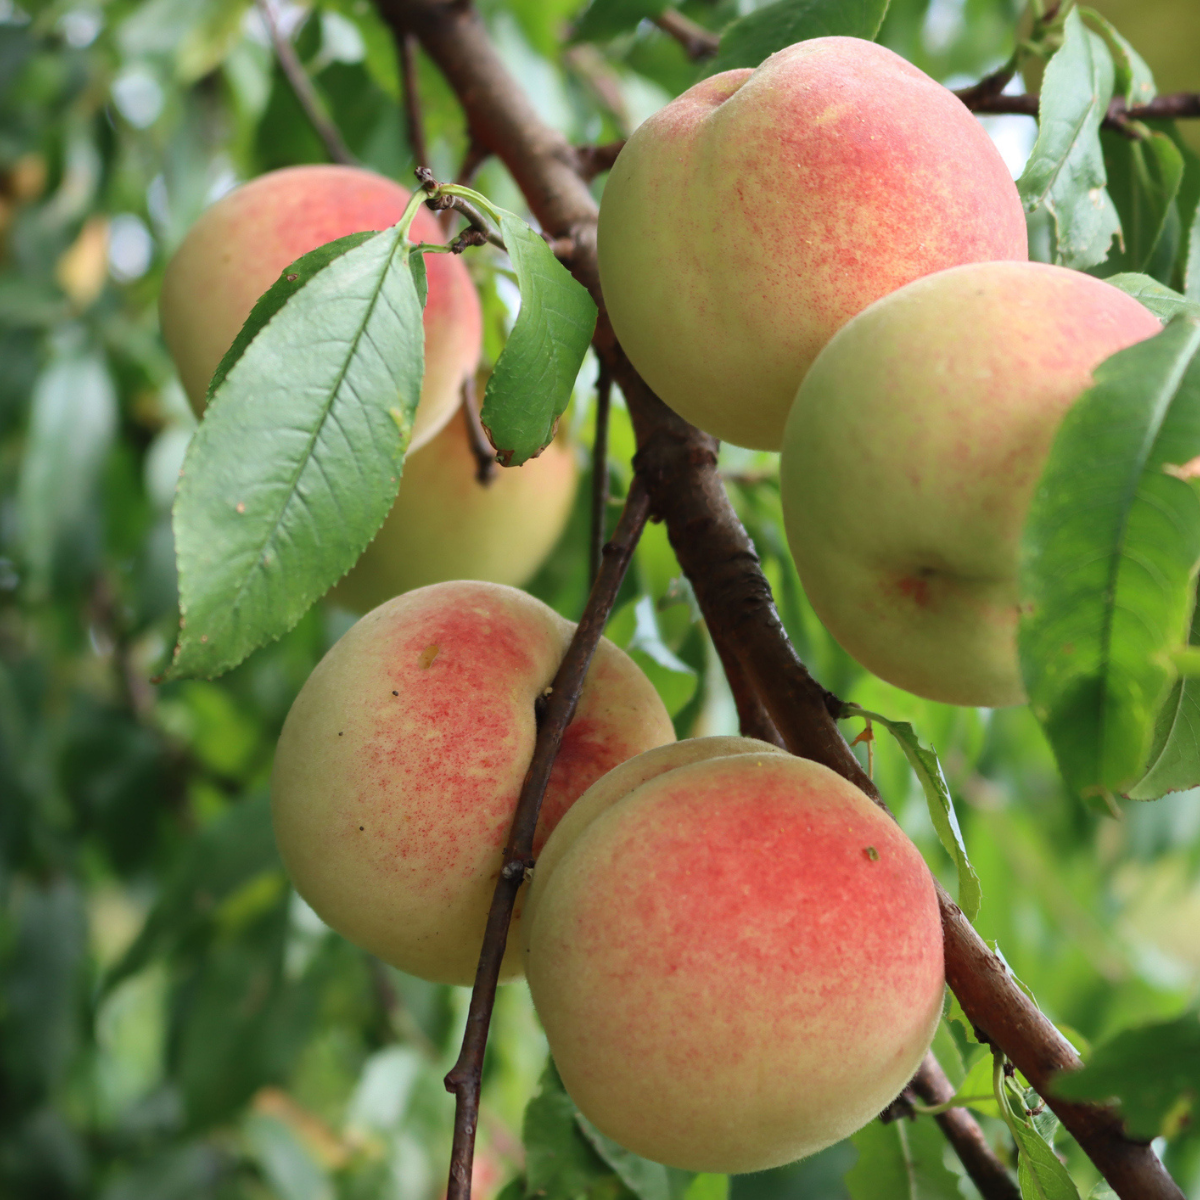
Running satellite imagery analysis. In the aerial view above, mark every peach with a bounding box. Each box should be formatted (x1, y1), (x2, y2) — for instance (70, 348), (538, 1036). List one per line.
(271, 581), (675, 986)
(330, 404), (578, 613)
(159, 164), (481, 451)
(780, 261), (1163, 708)
(523, 742), (945, 1172)
(597, 36), (1027, 451)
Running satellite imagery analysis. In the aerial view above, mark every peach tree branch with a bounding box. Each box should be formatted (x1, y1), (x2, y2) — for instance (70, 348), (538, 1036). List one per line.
(376, 3), (1184, 1198)
(442, 475), (651, 1200)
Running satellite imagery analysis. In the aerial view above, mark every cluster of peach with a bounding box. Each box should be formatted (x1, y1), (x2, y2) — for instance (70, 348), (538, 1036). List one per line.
(268, 581), (945, 1173)
(157, 33), (1162, 1176)
(600, 37), (1162, 709)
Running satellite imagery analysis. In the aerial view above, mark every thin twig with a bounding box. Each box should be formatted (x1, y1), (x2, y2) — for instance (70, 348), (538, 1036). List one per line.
(400, 31), (430, 170)
(575, 140), (625, 181)
(911, 1054), (1021, 1200)
(416, 167), (507, 250)
(589, 365), (612, 587)
(461, 375), (497, 485)
(379, 5), (1185, 1198)
(442, 477), (651, 1200)
(256, 0), (356, 166)
(652, 10), (719, 61)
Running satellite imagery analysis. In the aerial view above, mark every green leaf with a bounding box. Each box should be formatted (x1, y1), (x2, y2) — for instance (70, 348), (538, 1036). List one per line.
(169, 226), (425, 679)
(842, 705), (981, 922)
(576, 1115), (692, 1200)
(1078, 8), (1156, 106)
(481, 211), (597, 466)
(1127, 604), (1200, 798)
(1099, 130), (1183, 281)
(1106, 273), (1200, 321)
(205, 231), (379, 403)
(846, 1117), (963, 1200)
(710, 0), (891, 73)
(1018, 8), (1121, 271)
(1187, 195), (1200, 303)
(524, 1061), (635, 1200)
(571, 0), (669, 43)
(1019, 316), (1200, 799)
(614, 596), (698, 718)
(952, 1051), (1003, 1118)
(16, 350), (117, 598)
(1051, 1012), (1200, 1141)
(1011, 1115), (1080, 1200)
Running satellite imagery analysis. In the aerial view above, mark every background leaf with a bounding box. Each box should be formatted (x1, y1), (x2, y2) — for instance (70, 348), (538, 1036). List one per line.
(710, 0), (891, 73)
(1018, 8), (1122, 270)
(1052, 1012), (1200, 1140)
(1097, 130), (1183, 281)
(845, 1118), (962, 1200)
(571, 0), (669, 44)
(16, 350), (117, 598)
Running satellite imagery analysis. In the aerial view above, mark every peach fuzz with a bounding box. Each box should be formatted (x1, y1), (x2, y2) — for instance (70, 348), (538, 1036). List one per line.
(523, 747), (945, 1172)
(780, 260), (1163, 708)
(330, 404), (578, 613)
(159, 164), (481, 451)
(597, 36), (1027, 451)
(270, 581), (675, 986)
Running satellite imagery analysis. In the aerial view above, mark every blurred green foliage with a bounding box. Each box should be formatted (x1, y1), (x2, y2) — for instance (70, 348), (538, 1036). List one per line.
(2, 0), (1200, 1198)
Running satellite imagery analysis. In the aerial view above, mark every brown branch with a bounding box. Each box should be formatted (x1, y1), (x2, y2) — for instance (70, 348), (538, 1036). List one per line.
(442, 476), (651, 1200)
(652, 10), (719, 62)
(575, 140), (625, 181)
(461, 374), (497, 485)
(956, 84), (1200, 135)
(256, 0), (356, 166)
(952, 58), (1018, 110)
(378, 4), (1184, 1198)
(400, 31), (430, 170)
(1125, 92), (1200, 122)
(589, 364), (612, 587)
(911, 1053), (1021, 1200)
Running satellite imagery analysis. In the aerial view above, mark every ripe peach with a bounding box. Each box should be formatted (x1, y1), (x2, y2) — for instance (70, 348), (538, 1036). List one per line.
(330, 404), (578, 613)
(159, 164), (481, 450)
(271, 581), (675, 986)
(524, 743), (944, 1172)
(598, 36), (1027, 450)
(780, 261), (1163, 708)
